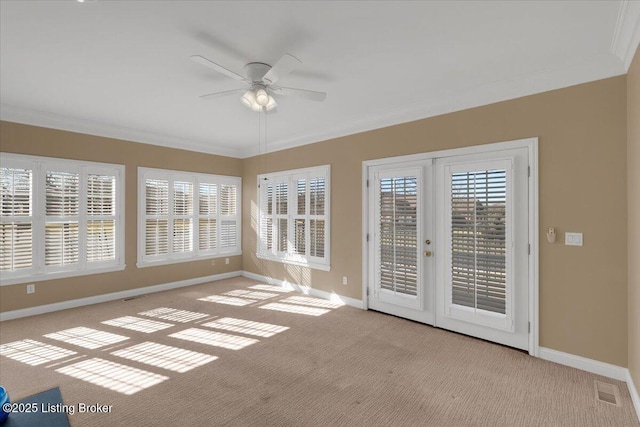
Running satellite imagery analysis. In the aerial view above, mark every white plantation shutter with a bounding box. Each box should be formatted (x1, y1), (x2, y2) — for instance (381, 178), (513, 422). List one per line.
(86, 173), (116, 263)
(275, 181), (288, 254)
(257, 165), (330, 270)
(377, 175), (418, 296)
(0, 167), (33, 272)
(145, 179), (169, 257)
(258, 180), (273, 254)
(138, 169), (241, 266)
(448, 163), (511, 317)
(172, 181), (194, 254)
(220, 183), (239, 251)
(309, 177), (326, 260)
(0, 154), (123, 284)
(45, 170), (80, 267)
(198, 182), (217, 252)
(293, 178), (306, 255)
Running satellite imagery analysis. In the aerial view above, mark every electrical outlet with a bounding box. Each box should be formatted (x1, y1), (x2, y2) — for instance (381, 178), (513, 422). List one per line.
(225, 258), (229, 265)
(26, 284), (35, 294)
(211, 259), (216, 266)
(342, 276), (348, 285)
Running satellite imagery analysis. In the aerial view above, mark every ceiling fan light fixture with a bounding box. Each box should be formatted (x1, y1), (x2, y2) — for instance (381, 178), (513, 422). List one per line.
(250, 101), (263, 112)
(265, 96), (277, 111)
(241, 90), (256, 108)
(255, 88), (269, 106)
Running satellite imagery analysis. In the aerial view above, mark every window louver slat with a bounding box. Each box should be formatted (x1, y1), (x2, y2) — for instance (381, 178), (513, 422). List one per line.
(198, 183), (217, 251)
(45, 222), (79, 266)
(87, 220), (115, 262)
(45, 171), (80, 266)
(0, 222), (32, 271)
(46, 172), (79, 216)
(1, 167), (33, 271)
(450, 169), (507, 314)
(173, 181), (193, 216)
(86, 174), (117, 262)
(173, 219), (193, 252)
(220, 220), (237, 249)
(199, 183), (217, 215)
(220, 184), (236, 216)
(198, 219), (216, 250)
(1, 168), (32, 216)
(146, 180), (169, 216)
(145, 219), (168, 256)
(378, 176), (418, 296)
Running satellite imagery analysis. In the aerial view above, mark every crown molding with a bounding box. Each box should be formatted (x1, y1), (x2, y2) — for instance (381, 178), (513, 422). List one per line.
(611, 0), (640, 71)
(0, 104), (245, 159)
(1, 49), (627, 162)
(240, 54), (625, 158)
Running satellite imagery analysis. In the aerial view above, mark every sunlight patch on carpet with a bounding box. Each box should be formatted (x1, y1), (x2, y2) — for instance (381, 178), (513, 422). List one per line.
(281, 295), (344, 308)
(0, 339), (77, 366)
(138, 307), (209, 323)
(223, 289), (279, 300)
(198, 295), (256, 306)
(169, 328), (258, 350)
(102, 316), (174, 333)
(201, 317), (289, 338)
(44, 327), (129, 349)
(112, 342), (217, 373)
(56, 358), (168, 395)
(248, 284), (294, 293)
(259, 303), (330, 316)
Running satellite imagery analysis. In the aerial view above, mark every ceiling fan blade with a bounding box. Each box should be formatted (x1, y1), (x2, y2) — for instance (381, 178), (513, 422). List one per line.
(273, 86), (327, 102)
(262, 54), (302, 84)
(190, 55), (247, 82)
(199, 88), (246, 99)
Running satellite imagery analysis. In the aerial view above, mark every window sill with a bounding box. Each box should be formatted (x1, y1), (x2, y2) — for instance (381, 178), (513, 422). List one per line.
(0, 264), (126, 287)
(257, 254), (331, 272)
(137, 251), (242, 269)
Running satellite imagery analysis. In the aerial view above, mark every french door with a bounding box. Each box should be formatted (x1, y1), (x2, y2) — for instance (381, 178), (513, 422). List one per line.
(367, 161), (435, 325)
(366, 142), (533, 351)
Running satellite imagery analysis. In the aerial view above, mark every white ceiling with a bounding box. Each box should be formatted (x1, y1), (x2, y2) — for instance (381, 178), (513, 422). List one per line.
(1, 1), (639, 158)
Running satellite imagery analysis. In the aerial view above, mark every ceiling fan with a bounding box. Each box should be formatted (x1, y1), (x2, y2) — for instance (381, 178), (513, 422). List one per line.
(190, 53), (327, 112)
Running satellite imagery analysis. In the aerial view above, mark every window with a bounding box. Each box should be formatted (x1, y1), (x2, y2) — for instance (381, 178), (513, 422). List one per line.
(257, 165), (330, 271)
(1, 153), (124, 285)
(138, 168), (241, 267)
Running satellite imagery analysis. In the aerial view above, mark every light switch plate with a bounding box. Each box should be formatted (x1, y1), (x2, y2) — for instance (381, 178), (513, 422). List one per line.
(565, 232), (583, 246)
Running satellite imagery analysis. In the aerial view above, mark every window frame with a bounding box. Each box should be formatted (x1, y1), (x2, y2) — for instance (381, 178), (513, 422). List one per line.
(137, 167), (241, 268)
(257, 165), (330, 271)
(0, 153), (125, 286)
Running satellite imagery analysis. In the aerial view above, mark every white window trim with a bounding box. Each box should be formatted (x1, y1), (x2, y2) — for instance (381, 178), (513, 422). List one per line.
(1, 153), (125, 286)
(137, 167), (242, 268)
(257, 165), (331, 271)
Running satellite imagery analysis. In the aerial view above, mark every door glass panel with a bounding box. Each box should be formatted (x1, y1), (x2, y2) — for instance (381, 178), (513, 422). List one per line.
(379, 176), (418, 296)
(450, 169), (506, 314)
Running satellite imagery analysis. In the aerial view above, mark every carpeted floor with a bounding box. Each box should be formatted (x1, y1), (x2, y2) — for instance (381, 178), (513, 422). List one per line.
(0, 277), (637, 426)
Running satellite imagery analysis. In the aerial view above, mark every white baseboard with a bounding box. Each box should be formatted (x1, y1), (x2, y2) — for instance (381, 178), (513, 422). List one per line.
(0, 271), (242, 321)
(627, 370), (640, 424)
(241, 271), (364, 309)
(538, 347), (627, 381)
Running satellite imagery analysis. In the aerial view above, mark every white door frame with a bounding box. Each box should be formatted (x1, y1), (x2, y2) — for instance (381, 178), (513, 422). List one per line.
(362, 137), (539, 356)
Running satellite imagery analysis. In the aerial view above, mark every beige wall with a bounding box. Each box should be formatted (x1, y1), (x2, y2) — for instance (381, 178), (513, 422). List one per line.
(0, 74), (631, 369)
(0, 121), (243, 313)
(243, 76), (629, 367)
(628, 46), (640, 397)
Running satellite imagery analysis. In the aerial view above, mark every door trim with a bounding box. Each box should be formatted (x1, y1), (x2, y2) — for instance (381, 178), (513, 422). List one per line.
(362, 137), (539, 356)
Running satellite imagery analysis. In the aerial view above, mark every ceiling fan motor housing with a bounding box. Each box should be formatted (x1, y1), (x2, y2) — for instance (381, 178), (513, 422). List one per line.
(245, 62), (272, 83)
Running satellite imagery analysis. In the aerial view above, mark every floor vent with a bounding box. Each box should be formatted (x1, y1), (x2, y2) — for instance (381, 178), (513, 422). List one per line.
(123, 295), (146, 302)
(594, 380), (621, 407)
